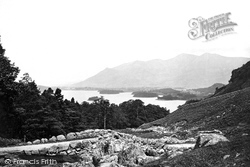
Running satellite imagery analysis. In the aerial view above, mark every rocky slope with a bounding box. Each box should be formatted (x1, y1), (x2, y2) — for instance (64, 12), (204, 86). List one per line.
(213, 61), (250, 96)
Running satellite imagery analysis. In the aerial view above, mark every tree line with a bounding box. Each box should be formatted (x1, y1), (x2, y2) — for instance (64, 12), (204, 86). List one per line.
(0, 41), (169, 141)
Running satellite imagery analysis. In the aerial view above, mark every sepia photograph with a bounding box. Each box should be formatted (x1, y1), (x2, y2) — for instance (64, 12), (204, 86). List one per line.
(0, 0), (249, 166)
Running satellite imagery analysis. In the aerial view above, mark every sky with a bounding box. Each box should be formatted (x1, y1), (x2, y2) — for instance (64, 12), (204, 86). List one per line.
(0, 0), (249, 86)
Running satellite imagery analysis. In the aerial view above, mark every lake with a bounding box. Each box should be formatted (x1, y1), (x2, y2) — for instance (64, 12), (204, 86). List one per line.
(62, 90), (186, 112)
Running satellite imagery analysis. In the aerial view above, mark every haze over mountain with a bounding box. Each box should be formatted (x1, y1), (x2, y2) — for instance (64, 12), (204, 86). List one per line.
(73, 53), (249, 89)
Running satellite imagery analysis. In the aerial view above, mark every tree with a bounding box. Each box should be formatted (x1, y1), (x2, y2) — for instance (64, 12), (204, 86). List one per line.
(0, 40), (20, 138)
(55, 88), (64, 102)
(94, 97), (110, 129)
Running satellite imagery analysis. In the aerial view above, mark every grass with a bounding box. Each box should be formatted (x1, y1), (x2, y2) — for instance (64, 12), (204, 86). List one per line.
(144, 133), (250, 167)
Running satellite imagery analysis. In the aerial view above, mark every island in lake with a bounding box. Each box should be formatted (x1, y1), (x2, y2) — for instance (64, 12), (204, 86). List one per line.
(98, 89), (124, 94)
(132, 91), (158, 98)
(88, 96), (101, 101)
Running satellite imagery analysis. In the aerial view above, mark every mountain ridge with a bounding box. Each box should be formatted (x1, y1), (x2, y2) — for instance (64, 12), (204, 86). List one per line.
(73, 53), (249, 89)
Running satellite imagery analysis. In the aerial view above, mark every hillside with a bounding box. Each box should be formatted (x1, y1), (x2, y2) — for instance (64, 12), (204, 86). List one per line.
(140, 87), (250, 131)
(140, 87), (250, 166)
(137, 62), (250, 166)
(73, 53), (249, 89)
(213, 61), (250, 96)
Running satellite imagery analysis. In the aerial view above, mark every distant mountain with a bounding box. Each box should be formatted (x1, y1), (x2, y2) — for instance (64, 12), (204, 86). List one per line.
(213, 61), (250, 96)
(73, 53), (249, 89)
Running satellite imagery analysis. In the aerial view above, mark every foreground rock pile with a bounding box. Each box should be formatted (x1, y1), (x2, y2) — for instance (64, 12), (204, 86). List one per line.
(0, 128), (230, 167)
(58, 130), (193, 167)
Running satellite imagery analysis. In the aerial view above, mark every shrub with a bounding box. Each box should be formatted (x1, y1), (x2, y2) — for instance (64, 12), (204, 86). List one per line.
(0, 137), (22, 147)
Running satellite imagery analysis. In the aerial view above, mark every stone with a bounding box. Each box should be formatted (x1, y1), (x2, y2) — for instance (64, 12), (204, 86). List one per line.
(41, 138), (48, 143)
(89, 132), (96, 138)
(48, 145), (58, 154)
(117, 143), (146, 165)
(113, 133), (120, 139)
(75, 132), (81, 138)
(31, 150), (39, 155)
(78, 131), (88, 138)
(82, 140), (92, 149)
(32, 139), (40, 144)
(24, 150), (32, 155)
(223, 154), (230, 160)
(112, 141), (124, 153)
(57, 144), (69, 152)
(84, 129), (94, 133)
(68, 151), (76, 155)
(39, 148), (48, 155)
(67, 149), (73, 154)
(92, 143), (97, 149)
(49, 136), (57, 142)
(66, 132), (77, 140)
(59, 151), (67, 155)
(70, 141), (81, 149)
(199, 133), (229, 147)
(57, 134), (66, 141)
(80, 155), (92, 163)
(27, 141), (32, 145)
(145, 148), (158, 156)
(157, 149), (165, 154)
(169, 151), (183, 158)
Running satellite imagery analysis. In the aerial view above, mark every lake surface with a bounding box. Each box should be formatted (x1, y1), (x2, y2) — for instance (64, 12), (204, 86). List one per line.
(62, 90), (186, 112)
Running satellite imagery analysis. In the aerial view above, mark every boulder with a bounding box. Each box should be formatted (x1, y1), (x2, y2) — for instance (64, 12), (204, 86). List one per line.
(70, 141), (81, 149)
(31, 150), (39, 155)
(199, 133), (229, 147)
(24, 150), (32, 155)
(145, 148), (158, 156)
(78, 131), (88, 138)
(118, 143), (146, 165)
(32, 139), (40, 144)
(157, 149), (165, 154)
(82, 140), (92, 149)
(57, 144), (69, 152)
(41, 138), (48, 143)
(66, 132), (77, 140)
(84, 129), (94, 133)
(80, 155), (92, 163)
(49, 136), (57, 142)
(27, 141), (32, 145)
(89, 132), (96, 138)
(59, 151), (67, 155)
(75, 132), (81, 138)
(111, 141), (124, 153)
(169, 151), (183, 158)
(39, 148), (48, 155)
(57, 134), (66, 141)
(48, 145), (58, 154)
